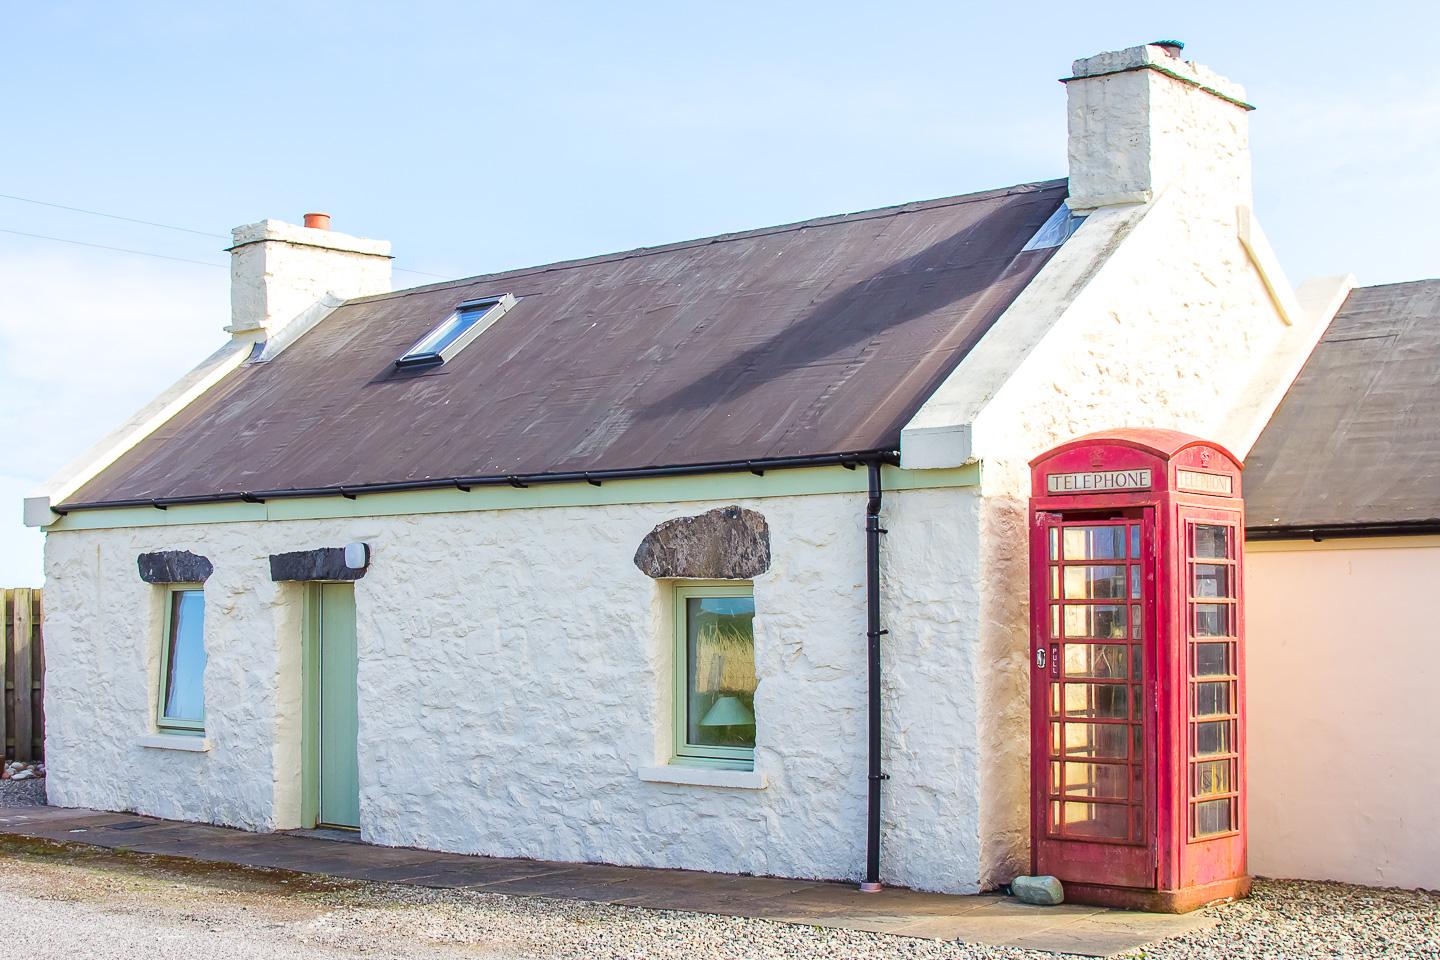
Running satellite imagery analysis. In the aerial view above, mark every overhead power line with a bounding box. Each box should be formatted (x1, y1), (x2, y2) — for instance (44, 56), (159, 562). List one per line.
(0, 227), (227, 267)
(0, 192), (229, 239)
(0, 190), (454, 279)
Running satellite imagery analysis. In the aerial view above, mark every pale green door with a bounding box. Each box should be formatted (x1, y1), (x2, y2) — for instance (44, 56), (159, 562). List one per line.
(317, 583), (360, 828)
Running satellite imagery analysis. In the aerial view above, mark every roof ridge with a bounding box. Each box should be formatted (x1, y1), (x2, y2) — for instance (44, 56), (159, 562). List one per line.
(349, 178), (1068, 305)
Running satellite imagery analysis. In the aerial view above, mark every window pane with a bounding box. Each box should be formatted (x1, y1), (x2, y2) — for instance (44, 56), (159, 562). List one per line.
(1049, 566), (1060, 600)
(1193, 563), (1231, 598)
(1063, 565), (1127, 600)
(1129, 525), (1140, 558)
(1064, 604), (1127, 638)
(1196, 720), (1231, 756)
(1063, 526), (1126, 560)
(163, 590), (206, 723)
(1064, 643), (1127, 679)
(685, 596), (757, 750)
(1195, 643), (1229, 676)
(1194, 525), (1231, 559)
(1195, 603), (1230, 637)
(1196, 681), (1230, 717)
(1049, 526), (1059, 561)
(1062, 722), (1128, 759)
(1129, 565), (1141, 599)
(1131, 604), (1142, 639)
(1063, 762), (1128, 799)
(1195, 798), (1234, 836)
(1195, 759), (1232, 797)
(1061, 801), (1129, 839)
(1064, 683), (1129, 719)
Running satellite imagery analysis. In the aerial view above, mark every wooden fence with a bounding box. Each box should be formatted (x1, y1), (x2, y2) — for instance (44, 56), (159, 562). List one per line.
(2, 588), (43, 762)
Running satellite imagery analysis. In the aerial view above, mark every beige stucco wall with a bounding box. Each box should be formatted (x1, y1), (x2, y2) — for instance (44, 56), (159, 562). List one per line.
(1246, 537), (1440, 891)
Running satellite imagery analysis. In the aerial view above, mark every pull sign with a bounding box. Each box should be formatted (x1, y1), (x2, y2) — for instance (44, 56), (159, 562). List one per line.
(1035, 648), (1047, 670)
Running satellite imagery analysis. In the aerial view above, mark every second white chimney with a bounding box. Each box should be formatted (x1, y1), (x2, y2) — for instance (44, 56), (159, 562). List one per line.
(1064, 42), (1254, 212)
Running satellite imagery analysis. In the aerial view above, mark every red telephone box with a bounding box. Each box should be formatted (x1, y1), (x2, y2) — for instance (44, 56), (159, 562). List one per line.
(1028, 429), (1249, 912)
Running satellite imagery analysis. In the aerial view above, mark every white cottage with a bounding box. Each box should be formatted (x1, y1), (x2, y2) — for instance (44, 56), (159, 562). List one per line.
(23, 42), (1430, 897)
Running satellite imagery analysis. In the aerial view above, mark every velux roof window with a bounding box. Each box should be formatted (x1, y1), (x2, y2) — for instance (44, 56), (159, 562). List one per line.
(395, 293), (517, 368)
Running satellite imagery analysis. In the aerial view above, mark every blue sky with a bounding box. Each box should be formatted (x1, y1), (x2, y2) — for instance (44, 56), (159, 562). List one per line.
(1, 2), (1436, 584)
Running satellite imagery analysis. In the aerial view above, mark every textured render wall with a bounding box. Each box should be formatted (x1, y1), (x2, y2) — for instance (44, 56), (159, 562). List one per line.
(966, 189), (1295, 884)
(43, 484), (987, 891)
(1246, 540), (1440, 891)
(962, 107), (1291, 886)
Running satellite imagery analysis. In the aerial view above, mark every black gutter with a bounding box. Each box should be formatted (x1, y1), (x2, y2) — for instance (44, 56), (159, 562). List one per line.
(1246, 520), (1440, 542)
(54, 449), (901, 515)
(859, 459), (888, 893)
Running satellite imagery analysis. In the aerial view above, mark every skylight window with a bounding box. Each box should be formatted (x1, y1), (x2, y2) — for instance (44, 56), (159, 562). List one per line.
(395, 293), (517, 368)
(1022, 202), (1087, 252)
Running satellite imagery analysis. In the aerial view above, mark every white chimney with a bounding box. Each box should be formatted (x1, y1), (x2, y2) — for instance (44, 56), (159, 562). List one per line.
(226, 213), (392, 340)
(1064, 42), (1253, 212)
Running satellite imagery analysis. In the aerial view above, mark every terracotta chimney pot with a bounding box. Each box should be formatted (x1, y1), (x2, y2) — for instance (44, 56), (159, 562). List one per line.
(304, 212), (331, 231)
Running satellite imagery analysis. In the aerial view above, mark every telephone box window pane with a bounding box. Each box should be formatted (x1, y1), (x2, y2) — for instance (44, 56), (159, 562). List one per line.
(1196, 643), (1229, 676)
(1193, 563), (1231, 598)
(1196, 720), (1231, 756)
(1064, 643), (1127, 679)
(1064, 604), (1127, 638)
(1131, 645), (1143, 679)
(1063, 565), (1127, 600)
(1195, 798), (1234, 836)
(1195, 603), (1230, 637)
(1049, 567), (1060, 600)
(1063, 526), (1126, 561)
(1129, 525), (1140, 558)
(1062, 801), (1129, 839)
(1196, 681), (1230, 716)
(1063, 683), (1129, 719)
(1050, 605), (1060, 639)
(1194, 525), (1231, 559)
(1131, 605), (1142, 639)
(1195, 759), (1232, 797)
(1049, 526), (1060, 560)
(1129, 565), (1141, 599)
(1050, 682), (1061, 714)
(1063, 762), (1128, 799)
(1063, 722), (1128, 759)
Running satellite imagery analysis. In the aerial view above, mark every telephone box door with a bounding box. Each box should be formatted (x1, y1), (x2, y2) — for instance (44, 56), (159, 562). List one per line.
(1031, 511), (1157, 889)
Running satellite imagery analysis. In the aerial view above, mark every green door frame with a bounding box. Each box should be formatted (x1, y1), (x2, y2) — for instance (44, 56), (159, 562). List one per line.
(301, 583), (360, 829)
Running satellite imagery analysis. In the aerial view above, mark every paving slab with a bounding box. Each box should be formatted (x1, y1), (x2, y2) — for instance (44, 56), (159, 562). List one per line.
(0, 806), (1215, 956)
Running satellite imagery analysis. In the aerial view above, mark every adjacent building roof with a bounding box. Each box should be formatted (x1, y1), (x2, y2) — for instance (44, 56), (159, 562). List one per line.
(65, 180), (1067, 508)
(1245, 279), (1440, 536)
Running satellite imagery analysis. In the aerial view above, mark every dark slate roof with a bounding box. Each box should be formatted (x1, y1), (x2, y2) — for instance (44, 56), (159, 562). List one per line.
(66, 180), (1067, 507)
(1246, 279), (1440, 535)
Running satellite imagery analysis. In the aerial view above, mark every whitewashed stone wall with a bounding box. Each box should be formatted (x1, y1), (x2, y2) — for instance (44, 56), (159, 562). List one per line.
(43, 484), (989, 891)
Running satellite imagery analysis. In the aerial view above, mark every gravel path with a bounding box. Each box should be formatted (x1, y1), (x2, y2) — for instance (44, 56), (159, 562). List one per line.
(0, 777), (47, 806)
(0, 836), (1434, 959)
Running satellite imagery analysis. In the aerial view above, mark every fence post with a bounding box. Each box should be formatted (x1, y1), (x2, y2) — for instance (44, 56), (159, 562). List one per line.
(1, 589), (8, 760)
(12, 588), (34, 762)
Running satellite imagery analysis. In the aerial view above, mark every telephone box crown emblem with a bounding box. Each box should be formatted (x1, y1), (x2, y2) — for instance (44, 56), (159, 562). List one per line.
(1088, 449), (1105, 469)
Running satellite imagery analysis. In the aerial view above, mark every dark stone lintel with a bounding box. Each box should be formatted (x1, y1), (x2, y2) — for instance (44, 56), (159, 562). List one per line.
(269, 547), (367, 582)
(634, 506), (771, 580)
(137, 550), (214, 584)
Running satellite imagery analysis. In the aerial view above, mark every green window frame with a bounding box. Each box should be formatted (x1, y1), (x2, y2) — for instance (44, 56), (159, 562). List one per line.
(157, 585), (207, 734)
(672, 582), (757, 769)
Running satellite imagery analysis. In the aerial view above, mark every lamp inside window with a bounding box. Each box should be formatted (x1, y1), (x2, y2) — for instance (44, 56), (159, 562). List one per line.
(395, 293), (517, 368)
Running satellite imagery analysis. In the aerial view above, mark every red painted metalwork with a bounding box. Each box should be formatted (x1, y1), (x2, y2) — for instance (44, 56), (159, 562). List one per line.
(1028, 429), (1249, 912)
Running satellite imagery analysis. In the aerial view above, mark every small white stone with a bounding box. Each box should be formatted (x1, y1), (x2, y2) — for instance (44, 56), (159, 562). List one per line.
(12, 770), (35, 781)
(1011, 875), (1064, 906)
